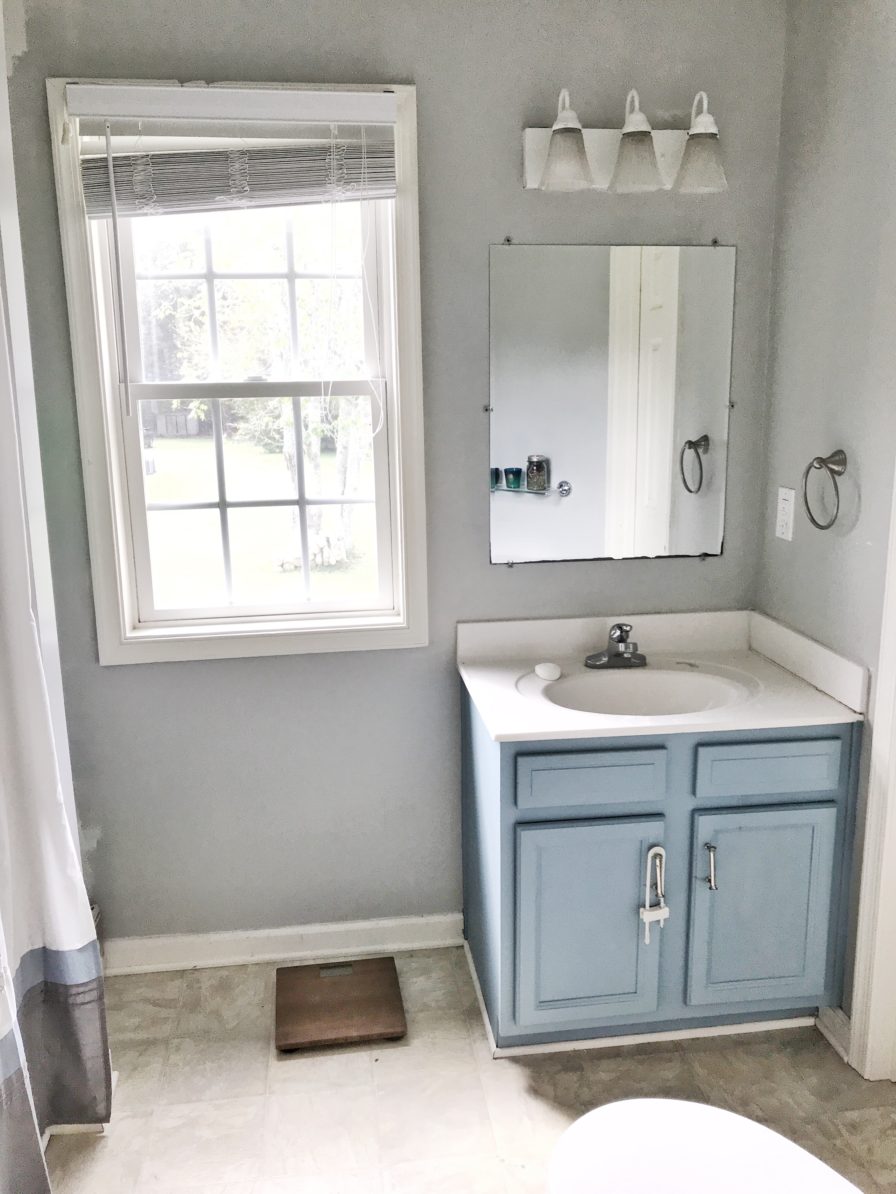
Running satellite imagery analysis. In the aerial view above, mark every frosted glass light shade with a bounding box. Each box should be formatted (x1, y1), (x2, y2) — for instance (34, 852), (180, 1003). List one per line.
(539, 87), (594, 192)
(540, 127), (593, 191)
(609, 131), (662, 194)
(674, 133), (728, 193)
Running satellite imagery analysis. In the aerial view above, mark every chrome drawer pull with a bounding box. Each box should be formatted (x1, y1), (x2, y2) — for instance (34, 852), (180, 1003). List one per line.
(705, 842), (718, 891)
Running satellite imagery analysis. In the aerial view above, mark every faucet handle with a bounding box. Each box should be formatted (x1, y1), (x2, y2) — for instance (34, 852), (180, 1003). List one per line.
(609, 622), (632, 644)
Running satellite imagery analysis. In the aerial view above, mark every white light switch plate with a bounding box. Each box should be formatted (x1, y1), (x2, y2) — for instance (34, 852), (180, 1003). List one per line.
(776, 487), (795, 541)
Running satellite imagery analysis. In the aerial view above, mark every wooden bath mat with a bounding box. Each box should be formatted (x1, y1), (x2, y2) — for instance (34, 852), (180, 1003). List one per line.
(274, 955), (406, 1051)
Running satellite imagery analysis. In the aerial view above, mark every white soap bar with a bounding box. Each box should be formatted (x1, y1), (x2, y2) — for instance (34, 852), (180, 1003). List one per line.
(534, 662), (562, 681)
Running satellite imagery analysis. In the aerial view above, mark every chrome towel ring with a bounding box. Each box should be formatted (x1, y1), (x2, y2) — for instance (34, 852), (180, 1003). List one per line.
(679, 434), (710, 494)
(802, 449), (847, 530)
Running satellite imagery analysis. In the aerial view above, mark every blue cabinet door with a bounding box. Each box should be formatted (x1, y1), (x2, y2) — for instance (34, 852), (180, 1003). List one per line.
(516, 818), (665, 1028)
(687, 805), (837, 1006)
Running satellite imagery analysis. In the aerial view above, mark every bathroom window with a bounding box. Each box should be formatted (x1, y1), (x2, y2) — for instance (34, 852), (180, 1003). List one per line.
(49, 81), (427, 663)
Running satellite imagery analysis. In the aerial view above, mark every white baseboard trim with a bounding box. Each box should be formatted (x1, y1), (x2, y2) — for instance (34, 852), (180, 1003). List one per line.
(463, 940), (500, 1055)
(103, 912), (464, 976)
(462, 942), (817, 1058)
(488, 1015), (818, 1058)
(816, 1006), (851, 1063)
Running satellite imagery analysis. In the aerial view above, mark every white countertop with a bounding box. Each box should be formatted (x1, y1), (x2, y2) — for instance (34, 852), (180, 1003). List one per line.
(457, 613), (866, 743)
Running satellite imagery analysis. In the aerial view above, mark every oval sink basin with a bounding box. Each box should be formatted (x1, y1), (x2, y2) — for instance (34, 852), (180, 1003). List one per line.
(543, 666), (754, 718)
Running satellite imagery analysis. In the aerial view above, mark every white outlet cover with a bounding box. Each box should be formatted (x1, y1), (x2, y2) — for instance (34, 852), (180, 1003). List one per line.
(776, 487), (795, 541)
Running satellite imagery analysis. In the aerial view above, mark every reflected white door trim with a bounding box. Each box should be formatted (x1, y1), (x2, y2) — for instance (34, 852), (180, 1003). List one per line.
(605, 247), (641, 558)
(605, 246), (679, 559)
(634, 246), (679, 557)
(848, 450), (896, 1081)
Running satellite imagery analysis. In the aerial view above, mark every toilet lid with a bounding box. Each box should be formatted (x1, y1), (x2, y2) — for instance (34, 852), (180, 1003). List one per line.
(548, 1099), (860, 1194)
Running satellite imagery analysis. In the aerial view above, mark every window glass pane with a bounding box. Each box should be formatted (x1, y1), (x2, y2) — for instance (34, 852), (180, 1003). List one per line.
(300, 395), (375, 499)
(138, 280), (210, 381)
(228, 506), (304, 606)
(209, 207), (288, 274)
(295, 278), (364, 376)
(214, 280), (291, 380)
(308, 504), (378, 600)
(292, 202), (363, 275)
(147, 509), (226, 609)
(221, 398), (298, 501)
(141, 402), (218, 503)
(132, 213), (205, 274)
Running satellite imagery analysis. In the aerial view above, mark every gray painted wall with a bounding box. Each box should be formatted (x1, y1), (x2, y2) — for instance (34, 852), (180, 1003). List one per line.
(9, 0), (786, 938)
(757, 2), (896, 1014)
(757, 1), (896, 672)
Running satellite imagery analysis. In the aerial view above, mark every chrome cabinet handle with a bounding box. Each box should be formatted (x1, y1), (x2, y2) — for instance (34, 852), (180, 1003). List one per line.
(705, 843), (718, 891)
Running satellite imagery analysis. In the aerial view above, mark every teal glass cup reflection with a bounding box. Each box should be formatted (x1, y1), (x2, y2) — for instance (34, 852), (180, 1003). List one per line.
(504, 467), (523, 490)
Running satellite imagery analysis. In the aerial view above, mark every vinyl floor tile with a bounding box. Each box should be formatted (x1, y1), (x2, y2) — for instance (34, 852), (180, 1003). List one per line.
(109, 1038), (170, 1115)
(104, 971), (185, 1044)
(174, 964), (273, 1040)
(139, 1097), (266, 1188)
(833, 1106), (896, 1186)
(268, 1039), (374, 1093)
(383, 1150), (507, 1193)
(772, 1114), (885, 1191)
(163, 1033), (270, 1103)
(47, 1112), (153, 1194)
(262, 1085), (381, 1179)
(50, 954), (896, 1194)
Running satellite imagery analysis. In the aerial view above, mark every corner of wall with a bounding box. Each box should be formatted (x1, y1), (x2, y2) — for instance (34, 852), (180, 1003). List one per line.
(748, 0), (800, 618)
(3, 0), (27, 77)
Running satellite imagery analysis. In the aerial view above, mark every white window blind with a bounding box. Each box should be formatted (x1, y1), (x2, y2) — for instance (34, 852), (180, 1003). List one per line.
(81, 136), (396, 218)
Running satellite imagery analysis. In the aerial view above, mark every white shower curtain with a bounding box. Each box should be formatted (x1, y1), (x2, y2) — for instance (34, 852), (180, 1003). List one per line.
(0, 280), (111, 1187)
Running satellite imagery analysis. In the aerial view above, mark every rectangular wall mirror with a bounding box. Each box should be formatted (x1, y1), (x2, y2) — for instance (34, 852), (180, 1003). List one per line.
(489, 244), (736, 564)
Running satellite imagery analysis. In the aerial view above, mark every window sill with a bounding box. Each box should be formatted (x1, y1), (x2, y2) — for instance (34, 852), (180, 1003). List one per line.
(98, 611), (428, 665)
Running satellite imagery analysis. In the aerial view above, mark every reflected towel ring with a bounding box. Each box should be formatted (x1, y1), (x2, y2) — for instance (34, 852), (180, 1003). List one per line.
(679, 434), (710, 494)
(802, 449), (847, 530)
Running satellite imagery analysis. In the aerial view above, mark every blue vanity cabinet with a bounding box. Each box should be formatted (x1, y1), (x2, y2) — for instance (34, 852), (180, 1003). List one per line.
(460, 693), (862, 1050)
(516, 818), (665, 1028)
(687, 804), (838, 1006)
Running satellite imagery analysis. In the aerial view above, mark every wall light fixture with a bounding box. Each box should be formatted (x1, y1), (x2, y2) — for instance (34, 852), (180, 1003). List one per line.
(524, 89), (726, 195)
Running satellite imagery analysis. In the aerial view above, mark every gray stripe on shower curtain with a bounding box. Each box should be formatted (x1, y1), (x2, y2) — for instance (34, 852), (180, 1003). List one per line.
(14, 942), (105, 1004)
(0, 940), (111, 1192)
(0, 1067), (50, 1194)
(9, 941), (111, 1124)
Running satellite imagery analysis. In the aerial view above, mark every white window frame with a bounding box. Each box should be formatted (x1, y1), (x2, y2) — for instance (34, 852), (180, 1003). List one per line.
(48, 79), (428, 664)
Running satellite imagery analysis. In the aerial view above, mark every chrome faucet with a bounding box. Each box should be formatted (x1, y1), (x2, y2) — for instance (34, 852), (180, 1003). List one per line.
(585, 622), (647, 669)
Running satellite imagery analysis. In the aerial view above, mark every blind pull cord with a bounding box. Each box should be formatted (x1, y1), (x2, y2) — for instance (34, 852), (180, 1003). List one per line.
(104, 122), (133, 418)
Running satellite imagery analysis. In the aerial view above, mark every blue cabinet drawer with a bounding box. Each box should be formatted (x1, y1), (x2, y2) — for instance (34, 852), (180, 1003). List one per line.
(694, 739), (842, 799)
(516, 749), (667, 810)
